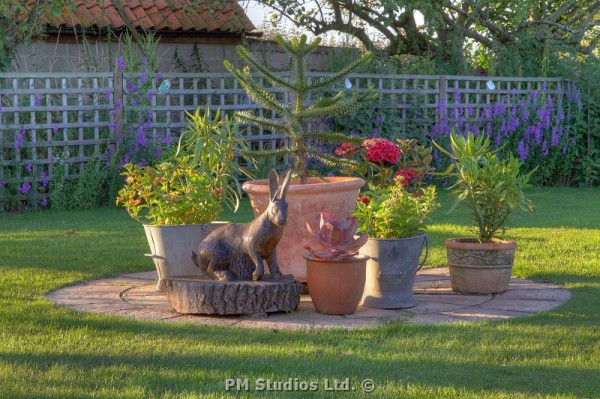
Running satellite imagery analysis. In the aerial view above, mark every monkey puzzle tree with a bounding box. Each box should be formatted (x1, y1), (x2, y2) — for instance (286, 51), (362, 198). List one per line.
(224, 34), (378, 183)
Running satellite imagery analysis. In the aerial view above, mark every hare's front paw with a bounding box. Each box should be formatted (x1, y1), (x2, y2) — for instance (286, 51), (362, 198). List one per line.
(252, 271), (263, 281)
(211, 270), (235, 281)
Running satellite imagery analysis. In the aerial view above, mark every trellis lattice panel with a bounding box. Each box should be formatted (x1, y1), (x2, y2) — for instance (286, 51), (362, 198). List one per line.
(0, 72), (115, 208)
(0, 71), (568, 211)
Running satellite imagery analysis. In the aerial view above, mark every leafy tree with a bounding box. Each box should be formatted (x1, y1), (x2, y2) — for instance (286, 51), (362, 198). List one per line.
(256, 0), (599, 73)
(0, 0), (73, 71)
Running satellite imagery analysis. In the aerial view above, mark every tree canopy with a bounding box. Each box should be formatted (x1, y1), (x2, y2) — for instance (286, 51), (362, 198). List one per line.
(258, 0), (600, 73)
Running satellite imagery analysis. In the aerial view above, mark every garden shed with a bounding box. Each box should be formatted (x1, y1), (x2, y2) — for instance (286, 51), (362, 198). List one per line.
(13, 0), (259, 73)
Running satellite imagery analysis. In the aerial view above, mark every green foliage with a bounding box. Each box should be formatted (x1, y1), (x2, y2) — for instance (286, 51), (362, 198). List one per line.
(116, 157), (222, 225)
(176, 107), (254, 212)
(0, 0), (73, 70)
(71, 160), (107, 210)
(49, 161), (71, 211)
(224, 34), (377, 182)
(355, 184), (439, 239)
(435, 132), (536, 243)
(116, 107), (252, 225)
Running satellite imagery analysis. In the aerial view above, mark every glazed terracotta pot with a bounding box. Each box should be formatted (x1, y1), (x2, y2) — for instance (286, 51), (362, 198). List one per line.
(243, 176), (364, 282)
(445, 238), (516, 294)
(304, 254), (369, 315)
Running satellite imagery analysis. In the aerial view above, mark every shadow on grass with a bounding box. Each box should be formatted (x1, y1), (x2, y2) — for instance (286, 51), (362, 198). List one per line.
(2, 312), (599, 398)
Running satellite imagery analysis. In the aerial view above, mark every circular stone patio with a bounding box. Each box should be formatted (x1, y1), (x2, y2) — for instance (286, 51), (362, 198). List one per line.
(46, 268), (571, 330)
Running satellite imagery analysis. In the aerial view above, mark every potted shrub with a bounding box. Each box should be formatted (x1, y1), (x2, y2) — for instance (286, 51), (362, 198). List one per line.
(434, 131), (536, 294)
(116, 107), (252, 289)
(224, 34), (377, 281)
(304, 211), (369, 315)
(340, 138), (439, 308)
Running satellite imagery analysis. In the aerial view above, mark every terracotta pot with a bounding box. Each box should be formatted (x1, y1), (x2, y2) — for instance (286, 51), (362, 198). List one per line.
(304, 254), (369, 315)
(143, 222), (227, 290)
(445, 238), (516, 294)
(243, 176), (364, 282)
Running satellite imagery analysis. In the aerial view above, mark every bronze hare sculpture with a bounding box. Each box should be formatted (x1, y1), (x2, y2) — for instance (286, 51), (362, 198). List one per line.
(192, 169), (292, 281)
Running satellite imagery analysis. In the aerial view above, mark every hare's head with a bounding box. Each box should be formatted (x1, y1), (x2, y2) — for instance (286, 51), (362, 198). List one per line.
(267, 169), (292, 226)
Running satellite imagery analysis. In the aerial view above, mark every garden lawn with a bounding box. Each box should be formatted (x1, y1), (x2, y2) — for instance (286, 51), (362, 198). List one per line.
(0, 187), (598, 398)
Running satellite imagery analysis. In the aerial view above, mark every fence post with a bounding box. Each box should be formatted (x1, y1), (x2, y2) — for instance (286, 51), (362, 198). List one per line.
(114, 71), (124, 145)
(439, 75), (447, 122)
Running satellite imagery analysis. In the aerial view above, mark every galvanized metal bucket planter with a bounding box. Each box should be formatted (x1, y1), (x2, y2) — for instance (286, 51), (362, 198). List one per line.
(143, 223), (227, 290)
(360, 233), (429, 309)
(445, 238), (516, 294)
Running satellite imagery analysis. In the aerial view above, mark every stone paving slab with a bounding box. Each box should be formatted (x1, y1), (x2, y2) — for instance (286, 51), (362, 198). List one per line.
(45, 267), (571, 330)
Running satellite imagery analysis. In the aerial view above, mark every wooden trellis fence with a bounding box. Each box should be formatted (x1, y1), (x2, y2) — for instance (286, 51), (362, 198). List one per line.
(0, 72), (565, 210)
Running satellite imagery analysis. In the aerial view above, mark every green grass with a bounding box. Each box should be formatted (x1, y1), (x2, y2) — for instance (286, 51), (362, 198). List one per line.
(0, 187), (598, 398)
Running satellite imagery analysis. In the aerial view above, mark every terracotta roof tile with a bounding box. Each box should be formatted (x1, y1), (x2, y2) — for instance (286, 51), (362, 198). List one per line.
(34, 0), (255, 33)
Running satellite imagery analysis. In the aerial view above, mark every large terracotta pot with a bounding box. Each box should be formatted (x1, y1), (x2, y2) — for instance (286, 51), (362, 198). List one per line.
(360, 234), (428, 309)
(243, 176), (364, 282)
(304, 254), (369, 315)
(445, 238), (516, 294)
(143, 222), (227, 290)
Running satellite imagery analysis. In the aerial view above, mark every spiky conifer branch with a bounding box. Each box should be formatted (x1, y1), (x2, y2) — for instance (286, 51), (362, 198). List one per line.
(224, 61), (286, 114)
(234, 47), (295, 91)
(306, 52), (374, 92)
(301, 88), (377, 119)
(234, 111), (291, 134)
(303, 131), (363, 143)
(225, 34), (375, 183)
(306, 149), (361, 168)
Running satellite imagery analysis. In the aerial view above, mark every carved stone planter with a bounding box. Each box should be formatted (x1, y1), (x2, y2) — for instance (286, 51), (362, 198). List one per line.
(144, 223), (227, 290)
(162, 275), (301, 315)
(445, 238), (516, 294)
(304, 254), (369, 315)
(243, 176), (364, 282)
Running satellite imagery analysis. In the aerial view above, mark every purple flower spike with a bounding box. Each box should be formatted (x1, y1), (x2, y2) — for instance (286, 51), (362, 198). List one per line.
(118, 56), (125, 70)
(19, 182), (32, 194)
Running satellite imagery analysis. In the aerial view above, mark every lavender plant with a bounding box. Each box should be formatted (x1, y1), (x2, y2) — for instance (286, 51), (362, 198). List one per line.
(432, 82), (583, 185)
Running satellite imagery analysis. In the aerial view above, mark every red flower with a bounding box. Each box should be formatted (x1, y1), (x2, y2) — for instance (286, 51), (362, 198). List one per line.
(363, 138), (401, 164)
(358, 196), (370, 205)
(395, 169), (417, 186)
(335, 142), (358, 157)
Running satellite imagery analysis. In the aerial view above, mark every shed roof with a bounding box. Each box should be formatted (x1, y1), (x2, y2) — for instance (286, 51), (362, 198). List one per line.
(40, 0), (256, 34)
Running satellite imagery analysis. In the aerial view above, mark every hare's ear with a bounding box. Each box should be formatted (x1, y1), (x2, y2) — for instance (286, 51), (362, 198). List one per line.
(278, 169), (292, 200)
(268, 169), (278, 201)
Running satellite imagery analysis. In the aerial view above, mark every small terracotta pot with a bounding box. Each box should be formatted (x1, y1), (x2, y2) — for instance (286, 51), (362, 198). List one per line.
(243, 176), (364, 282)
(445, 238), (516, 294)
(304, 254), (369, 315)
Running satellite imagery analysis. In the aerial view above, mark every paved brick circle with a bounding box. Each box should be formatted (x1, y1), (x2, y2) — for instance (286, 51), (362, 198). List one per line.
(46, 268), (571, 329)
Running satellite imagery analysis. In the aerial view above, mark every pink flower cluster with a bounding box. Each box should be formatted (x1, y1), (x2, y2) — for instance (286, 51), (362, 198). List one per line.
(335, 142), (358, 157)
(395, 169), (418, 187)
(362, 138), (401, 164)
